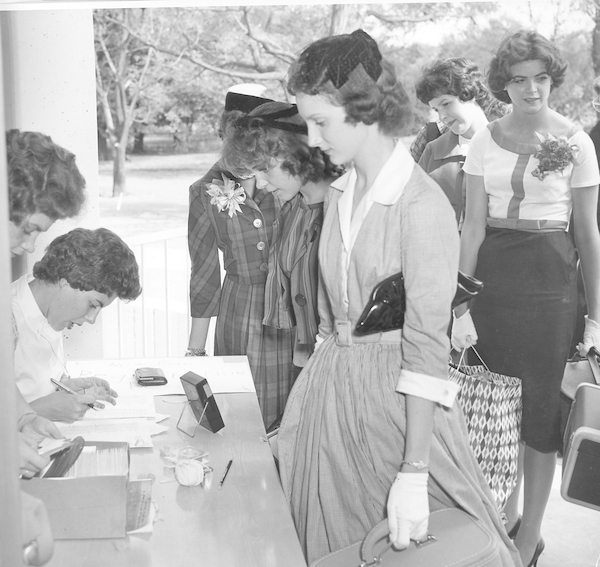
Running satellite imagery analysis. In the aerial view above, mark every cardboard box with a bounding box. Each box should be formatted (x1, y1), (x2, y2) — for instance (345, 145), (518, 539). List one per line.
(20, 441), (129, 540)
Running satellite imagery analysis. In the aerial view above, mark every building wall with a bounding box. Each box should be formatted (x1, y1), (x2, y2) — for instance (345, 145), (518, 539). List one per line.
(1, 9), (103, 358)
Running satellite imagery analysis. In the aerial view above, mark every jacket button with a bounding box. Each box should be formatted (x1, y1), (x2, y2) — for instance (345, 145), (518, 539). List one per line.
(295, 294), (307, 306)
(253, 219), (263, 228)
(257, 241), (266, 251)
(259, 263), (268, 272)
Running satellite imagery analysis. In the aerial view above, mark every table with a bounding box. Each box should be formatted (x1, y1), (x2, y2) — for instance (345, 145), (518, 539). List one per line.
(45, 356), (308, 567)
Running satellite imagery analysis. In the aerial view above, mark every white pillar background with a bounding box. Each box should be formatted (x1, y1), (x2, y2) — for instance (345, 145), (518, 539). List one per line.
(2, 9), (104, 358)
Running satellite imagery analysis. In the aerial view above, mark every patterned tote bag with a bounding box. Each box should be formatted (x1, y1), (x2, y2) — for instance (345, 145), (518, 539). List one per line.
(449, 348), (522, 512)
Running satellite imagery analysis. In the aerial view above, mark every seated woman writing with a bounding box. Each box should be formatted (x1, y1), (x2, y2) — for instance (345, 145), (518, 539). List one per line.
(12, 227), (142, 422)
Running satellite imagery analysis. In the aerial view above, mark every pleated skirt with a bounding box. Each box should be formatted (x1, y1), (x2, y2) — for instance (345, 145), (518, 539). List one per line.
(471, 227), (578, 453)
(214, 276), (294, 428)
(278, 335), (519, 566)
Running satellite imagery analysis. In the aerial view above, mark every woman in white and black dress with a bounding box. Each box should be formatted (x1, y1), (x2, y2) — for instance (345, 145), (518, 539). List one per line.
(453, 30), (600, 567)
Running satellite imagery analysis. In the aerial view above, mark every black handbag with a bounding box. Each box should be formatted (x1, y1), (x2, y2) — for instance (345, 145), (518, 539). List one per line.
(452, 271), (483, 310)
(355, 272), (405, 336)
(355, 271), (483, 336)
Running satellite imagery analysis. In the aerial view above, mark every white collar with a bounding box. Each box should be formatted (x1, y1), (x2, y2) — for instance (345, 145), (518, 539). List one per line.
(14, 274), (51, 335)
(331, 140), (415, 206)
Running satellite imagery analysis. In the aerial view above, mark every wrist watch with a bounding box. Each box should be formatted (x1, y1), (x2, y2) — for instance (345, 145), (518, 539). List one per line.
(185, 347), (207, 357)
(399, 460), (429, 471)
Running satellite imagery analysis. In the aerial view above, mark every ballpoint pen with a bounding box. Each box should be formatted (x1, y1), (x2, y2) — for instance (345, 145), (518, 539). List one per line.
(50, 378), (99, 411)
(218, 459), (233, 490)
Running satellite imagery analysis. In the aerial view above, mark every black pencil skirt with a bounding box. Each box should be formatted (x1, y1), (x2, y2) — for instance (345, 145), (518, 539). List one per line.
(471, 227), (578, 453)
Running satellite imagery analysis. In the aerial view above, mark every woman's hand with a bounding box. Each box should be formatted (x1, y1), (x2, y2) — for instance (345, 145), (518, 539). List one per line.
(387, 472), (429, 550)
(20, 491), (54, 566)
(578, 316), (600, 356)
(62, 377), (118, 409)
(30, 392), (97, 422)
(451, 310), (478, 351)
(18, 414), (64, 444)
(19, 433), (50, 479)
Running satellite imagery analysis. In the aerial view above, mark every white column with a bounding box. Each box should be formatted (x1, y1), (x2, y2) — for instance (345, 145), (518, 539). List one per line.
(0, 35), (22, 567)
(2, 9), (104, 358)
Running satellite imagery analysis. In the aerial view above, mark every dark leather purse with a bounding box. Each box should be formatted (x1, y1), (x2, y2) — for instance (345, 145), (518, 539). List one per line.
(452, 272), (484, 310)
(355, 271), (483, 336)
(355, 272), (405, 336)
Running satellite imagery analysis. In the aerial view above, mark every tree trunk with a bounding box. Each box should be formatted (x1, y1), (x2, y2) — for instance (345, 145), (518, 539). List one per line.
(97, 130), (111, 161)
(593, 3), (600, 77)
(132, 131), (145, 154)
(112, 142), (127, 197)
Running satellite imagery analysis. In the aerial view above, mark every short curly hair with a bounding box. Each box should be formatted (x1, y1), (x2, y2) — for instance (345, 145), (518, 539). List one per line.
(7, 129), (86, 226)
(33, 228), (141, 301)
(487, 29), (567, 104)
(220, 101), (342, 183)
(287, 31), (413, 136)
(415, 58), (508, 120)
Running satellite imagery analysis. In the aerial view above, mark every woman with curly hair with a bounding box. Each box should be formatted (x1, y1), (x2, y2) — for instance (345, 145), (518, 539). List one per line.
(186, 91), (300, 429)
(12, 228), (142, 422)
(6, 129), (86, 256)
(276, 29), (520, 566)
(416, 57), (509, 226)
(221, 101), (341, 379)
(452, 30), (600, 567)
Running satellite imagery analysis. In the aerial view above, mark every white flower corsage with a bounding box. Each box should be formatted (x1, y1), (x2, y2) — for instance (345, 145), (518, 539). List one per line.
(531, 132), (579, 181)
(206, 174), (246, 217)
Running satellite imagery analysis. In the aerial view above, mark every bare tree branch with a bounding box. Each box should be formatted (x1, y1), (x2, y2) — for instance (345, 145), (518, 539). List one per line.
(105, 12), (286, 81)
(365, 9), (434, 25)
(240, 9), (297, 65)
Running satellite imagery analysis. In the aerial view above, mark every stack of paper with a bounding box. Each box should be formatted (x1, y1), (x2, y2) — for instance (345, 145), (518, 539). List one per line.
(57, 392), (168, 448)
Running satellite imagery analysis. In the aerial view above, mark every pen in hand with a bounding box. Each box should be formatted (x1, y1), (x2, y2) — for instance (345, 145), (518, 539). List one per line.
(50, 378), (99, 411)
(218, 459), (233, 490)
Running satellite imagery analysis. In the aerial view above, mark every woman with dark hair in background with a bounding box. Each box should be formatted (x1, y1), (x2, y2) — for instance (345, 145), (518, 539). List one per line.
(221, 101), (341, 380)
(7, 129), (86, 256)
(453, 30), (600, 567)
(186, 91), (296, 429)
(4, 127), (86, 567)
(277, 29), (519, 566)
(6, 128), (88, 473)
(416, 57), (509, 227)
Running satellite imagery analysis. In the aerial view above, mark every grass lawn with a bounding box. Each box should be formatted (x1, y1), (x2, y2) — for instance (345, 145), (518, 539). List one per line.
(98, 152), (219, 240)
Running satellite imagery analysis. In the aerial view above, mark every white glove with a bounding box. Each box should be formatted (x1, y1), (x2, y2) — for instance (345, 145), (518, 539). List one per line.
(387, 472), (429, 550)
(578, 316), (600, 356)
(451, 310), (478, 351)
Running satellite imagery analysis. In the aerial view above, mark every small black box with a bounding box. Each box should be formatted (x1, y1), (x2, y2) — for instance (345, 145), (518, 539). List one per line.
(180, 372), (224, 433)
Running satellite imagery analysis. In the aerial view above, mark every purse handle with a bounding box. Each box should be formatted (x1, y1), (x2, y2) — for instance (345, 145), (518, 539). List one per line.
(359, 521), (391, 567)
(359, 520), (437, 566)
(588, 346), (600, 385)
(456, 346), (489, 372)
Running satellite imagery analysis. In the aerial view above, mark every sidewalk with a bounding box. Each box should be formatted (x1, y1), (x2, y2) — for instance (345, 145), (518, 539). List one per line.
(535, 458), (599, 566)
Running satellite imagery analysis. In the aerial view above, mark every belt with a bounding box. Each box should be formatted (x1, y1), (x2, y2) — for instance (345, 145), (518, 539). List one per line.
(334, 320), (402, 346)
(487, 218), (568, 232)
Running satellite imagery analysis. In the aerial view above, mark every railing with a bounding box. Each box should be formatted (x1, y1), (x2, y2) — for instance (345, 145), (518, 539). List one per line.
(101, 227), (216, 358)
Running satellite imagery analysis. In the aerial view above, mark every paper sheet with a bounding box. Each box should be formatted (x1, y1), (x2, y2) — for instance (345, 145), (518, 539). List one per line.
(57, 418), (155, 448)
(66, 356), (255, 395)
(82, 393), (157, 420)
